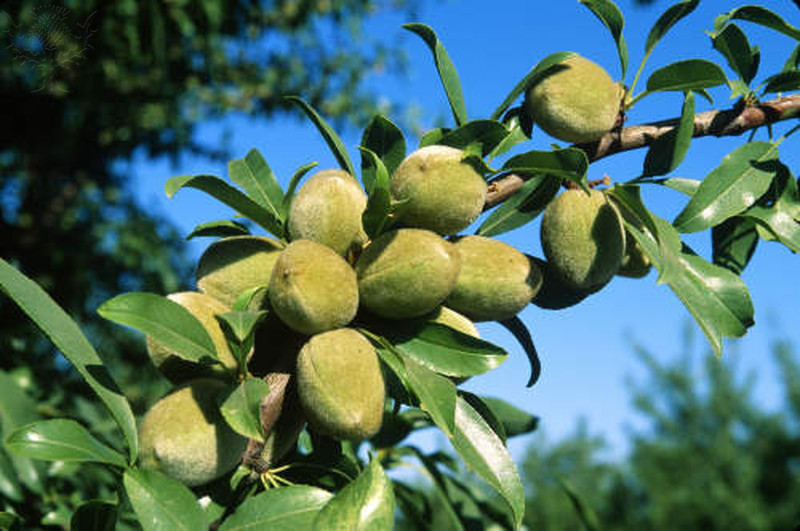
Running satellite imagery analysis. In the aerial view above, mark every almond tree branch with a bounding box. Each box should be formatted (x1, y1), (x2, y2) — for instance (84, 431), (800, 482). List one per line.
(484, 94), (800, 209)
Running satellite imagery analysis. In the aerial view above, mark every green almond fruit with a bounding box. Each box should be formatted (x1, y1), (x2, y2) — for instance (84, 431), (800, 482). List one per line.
(288, 169), (368, 256)
(356, 228), (461, 319)
(145, 292), (239, 383)
(391, 145), (487, 235)
(523, 55), (621, 143)
(540, 188), (625, 292)
(530, 257), (591, 310)
(269, 240), (359, 335)
(196, 235), (284, 309)
(138, 379), (247, 487)
(296, 329), (385, 441)
(446, 236), (542, 321)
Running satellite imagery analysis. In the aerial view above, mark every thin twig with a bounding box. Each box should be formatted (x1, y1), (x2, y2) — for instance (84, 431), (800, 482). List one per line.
(484, 94), (800, 209)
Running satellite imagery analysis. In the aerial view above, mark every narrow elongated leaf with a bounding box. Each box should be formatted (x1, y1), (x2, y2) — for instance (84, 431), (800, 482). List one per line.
(482, 397), (539, 438)
(228, 150), (284, 224)
(488, 115), (530, 159)
(646, 59), (727, 92)
(712, 23), (759, 84)
(491, 51), (576, 121)
(6, 420), (126, 468)
(784, 44), (800, 72)
(761, 70), (800, 95)
(645, 0), (699, 56)
(0, 258), (137, 462)
(403, 23), (467, 126)
(401, 450), (464, 530)
(419, 128), (449, 148)
(449, 396), (525, 528)
(403, 356), (457, 437)
(726, 5), (800, 41)
(123, 469), (208, 531)
(0, 370), (43, 493)
(558, 479), (601, 531)
(497, 317), (541, 388)
(459, 392), (507, 442)
(0, 512), (21, 529)
(501, 148), (589, 185)
(0, 447), (23, 501)
(219, 377), (270, 441)
(438, 120), (511, 158)
(744, 165), (800, 252)
(359, 147), (393, 239)
(642, 91), (695, 177)
(219, 485), (332, 530)
(165, 174), (283, 236)
(282, 162), (319, 217)
(215, 311), (267, 345)
(478, 174), (561, 237)
(286, 96), (355, 176)
(70, 501), (117, 531)
(579, 0), (628, 76)
(674, 141), (780, 232)
(315, 459), (395, 530)
(658, 176), (701, 196)
(712, 217), (759, 274)
(98, 293), (218, 364)
(361, 115), (406, 180)
(377, 320), (507, 377)
(186, 220), (249, 240)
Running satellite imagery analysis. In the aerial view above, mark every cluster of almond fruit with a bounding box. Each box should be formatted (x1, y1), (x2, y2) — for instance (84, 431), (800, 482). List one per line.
(136, 53), (646, 488)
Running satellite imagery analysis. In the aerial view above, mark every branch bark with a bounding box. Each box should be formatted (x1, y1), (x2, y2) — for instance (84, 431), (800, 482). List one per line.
(484, 94), (800, 209)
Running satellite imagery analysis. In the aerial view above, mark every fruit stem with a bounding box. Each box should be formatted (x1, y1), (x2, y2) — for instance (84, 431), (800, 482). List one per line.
(627, 48), (654, 107)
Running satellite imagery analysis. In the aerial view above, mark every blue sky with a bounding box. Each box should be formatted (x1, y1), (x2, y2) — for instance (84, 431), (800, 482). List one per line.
(129, 0), (800, 460)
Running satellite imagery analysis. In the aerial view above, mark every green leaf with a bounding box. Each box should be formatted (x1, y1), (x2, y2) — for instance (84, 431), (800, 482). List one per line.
(558, 478), (601, 531)
(70, 501), (117, 531)
(491, 51), (576, 121)
(459, 392), (507, 442)
(478, 175), (561, 237)
(0, 447), (24, 502)
(286, 96), (355, 176)
(404, 356), (457, 438)
(5, 419), (126, 468)
(497, 316), (541, 388)
(232, 286), (270, 312)
(712, 217), (759, 274)
(374, 320), (507, 378)
(0, 258), (138, 463)
(725, 5), (800, 41)
(579, 0), (628, 76)
(0, 370), (43, 494)
(359, 147), (393, 239)
(711, 23), (759, 84)
(743, 165), (800, 252)
(282, 162), (320, 217)
(488, 114), (530, 160)
(419, 128), (449, 148)
(219, 485), (332, 530)
(0, 512), (21, 529)
(165, 174), (283, 237)
(361, 114), (407, 180)
(186, 219), (250, 240)
(673, 141), (780, 232)
(760, 70), (800, 95)
(403, 23), (468, 126)
(448, 396), (525, 528)
(646, 59), (727, 93)
(645, 0), (699, 56)
(315, 459), (395, 530)
(123, 469), (208, 531)
(784, 44), (800, 72)
(98, 292), (218, 364)
(501, 148), (589, 186)
(438, 120), (511, 158)
(215, 311), (268, 345)
(219, 377), (271, 441)
(657, 176), (701, 196)
(481, 397), (539, 438)
(401, 449), (465, 530)
(642, 91), (695, 177)
(228, 150), (285, 224)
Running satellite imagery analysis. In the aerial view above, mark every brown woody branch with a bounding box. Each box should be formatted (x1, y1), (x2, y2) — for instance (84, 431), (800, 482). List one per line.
(484, 94), (800, 209)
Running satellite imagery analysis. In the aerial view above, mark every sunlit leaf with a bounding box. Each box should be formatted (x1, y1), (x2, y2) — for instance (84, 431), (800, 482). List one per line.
(645, 0), (699, 56)
(642, 91), (695, 177)
(646, 59), (727, 93)
(361, 114), (407, 181)
(219, 485), (332, 530)
(579, 0), (628, 76)
(711, 23), (759, 84)
(218, 377), (270, 441)
(315, 459), (394, 530)
(123, 469), (208, 531)
(286, 96), (355, 176)
(6, 419), (126, 468)
(186, 220), (250, 240)
(228, 150), (285, 224)
(478, 174), (561, 237)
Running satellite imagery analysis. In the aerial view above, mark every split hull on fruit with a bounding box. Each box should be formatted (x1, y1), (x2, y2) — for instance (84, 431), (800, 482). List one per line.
(355, 228), (461, 319)
(390, 145), (487, 235)
(138, 379), (247, 487)
(269, 240), (359, 335)
(446, 236), (542, 322)
(287, 169), (368, 256)
(523, 55), (621, 143)
(196, 235), (284, 309)
(296, 329), (385, 441)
